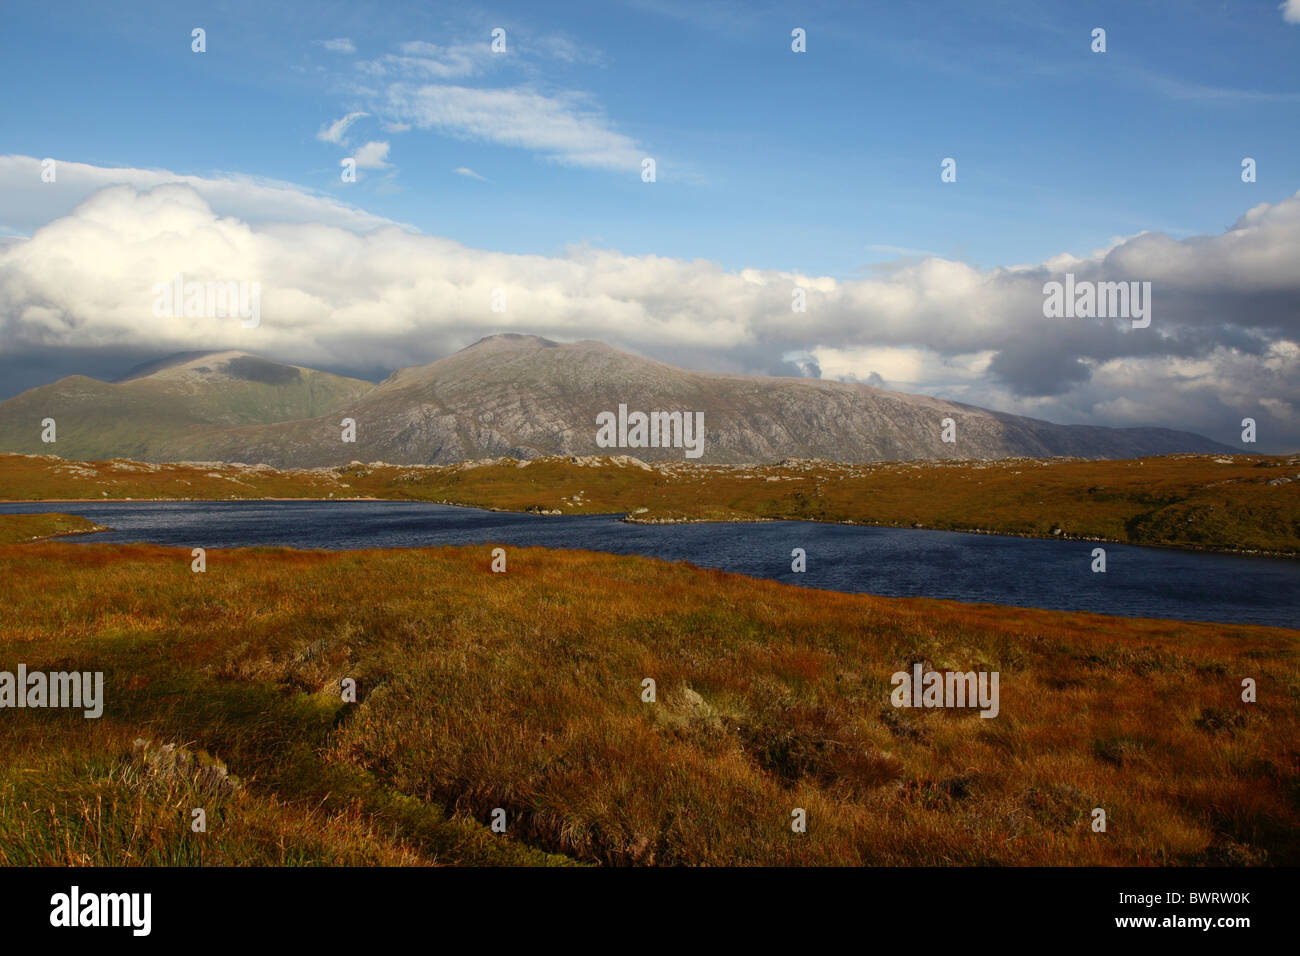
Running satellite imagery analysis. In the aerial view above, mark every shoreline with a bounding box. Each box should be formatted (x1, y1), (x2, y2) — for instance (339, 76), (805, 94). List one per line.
(631, 517), (1300, 560)
(25, 524), (112, 543)
(0, 497), (386, 503)
(0, 495), (1295, 559)
(630, 515), (1300, 560)
(9, 529), (1297, 633)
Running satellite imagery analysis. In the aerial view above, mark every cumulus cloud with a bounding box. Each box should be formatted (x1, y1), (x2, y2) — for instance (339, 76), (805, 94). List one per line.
(319, 38), (356, 54)
(1283, 0), (1300, 25)
(0, 168), (1296, 450)
(0, 155), (404, 236)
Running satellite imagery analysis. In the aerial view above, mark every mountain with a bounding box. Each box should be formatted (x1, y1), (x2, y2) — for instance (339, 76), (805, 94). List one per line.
(0, 335), (1233, 466)
(0, 351), (374, 461)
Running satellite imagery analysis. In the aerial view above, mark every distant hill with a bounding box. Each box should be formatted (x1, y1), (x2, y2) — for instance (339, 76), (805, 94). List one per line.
(0, 335), (1233, 465)
(0, 351), (374, 461)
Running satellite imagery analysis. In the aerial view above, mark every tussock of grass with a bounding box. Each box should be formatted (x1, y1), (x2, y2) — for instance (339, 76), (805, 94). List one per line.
(1, 540), (1295, 866)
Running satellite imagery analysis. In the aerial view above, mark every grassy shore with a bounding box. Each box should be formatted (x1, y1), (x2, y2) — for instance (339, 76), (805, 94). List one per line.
(2, 451), (1298, 554)
(1, 537), (1295, 866)
(0, 512), (106, 545)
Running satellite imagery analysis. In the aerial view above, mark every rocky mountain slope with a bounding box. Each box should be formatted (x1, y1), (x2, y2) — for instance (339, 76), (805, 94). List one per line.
(0, 334), (1233, 465)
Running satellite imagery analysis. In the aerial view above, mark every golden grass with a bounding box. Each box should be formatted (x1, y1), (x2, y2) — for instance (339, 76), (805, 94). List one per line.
(1, 539), (1294, 866)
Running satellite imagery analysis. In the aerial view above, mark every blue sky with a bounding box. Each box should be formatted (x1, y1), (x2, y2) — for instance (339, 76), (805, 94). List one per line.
(4, 0), (1297, 276)
(1, 1), (1298, 450)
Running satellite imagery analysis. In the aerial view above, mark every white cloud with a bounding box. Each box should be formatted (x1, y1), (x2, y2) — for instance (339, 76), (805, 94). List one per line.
(1283, 0), (1300, 25)
(453, 167), (489, 181)
(320, 38), (356, 54)
(317, 111), (369, 144)
(527, 33), (608, 67)
(810, 345), (997, 390)
(0, 171), (1296, 448)
(358, 42), (489, 80)
(334, 36), (650, 173)
(377, 84), (645, 171)
(0, 155), (404, 235)
(350, 141), (391, 169)
(355, 33), (604, 78)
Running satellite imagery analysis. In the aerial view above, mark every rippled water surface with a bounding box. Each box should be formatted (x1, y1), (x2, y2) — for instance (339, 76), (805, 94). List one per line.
(2, 499), (1296, 628)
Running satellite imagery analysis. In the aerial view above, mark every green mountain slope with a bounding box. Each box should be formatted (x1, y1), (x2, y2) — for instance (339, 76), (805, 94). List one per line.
(0, 351), (375, 461)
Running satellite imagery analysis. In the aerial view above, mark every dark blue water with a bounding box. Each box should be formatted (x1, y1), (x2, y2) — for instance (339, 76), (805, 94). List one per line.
(3, 500), (1296, 628)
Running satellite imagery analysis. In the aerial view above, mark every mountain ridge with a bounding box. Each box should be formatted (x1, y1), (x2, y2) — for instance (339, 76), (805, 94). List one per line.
(0, 334), (1235, 465)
